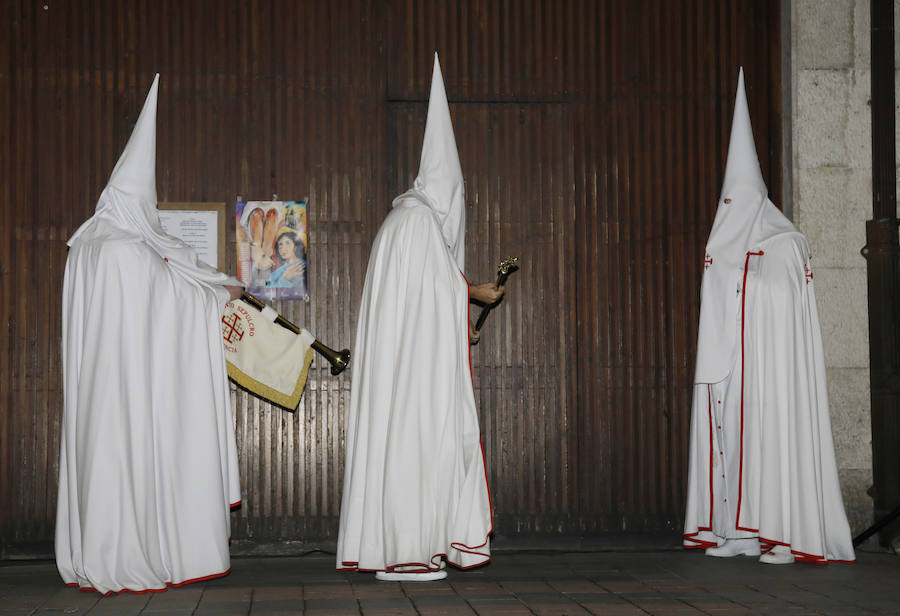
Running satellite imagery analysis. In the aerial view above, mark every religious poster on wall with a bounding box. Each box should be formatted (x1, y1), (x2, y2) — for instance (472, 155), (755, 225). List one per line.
(236, 199), (309, 301)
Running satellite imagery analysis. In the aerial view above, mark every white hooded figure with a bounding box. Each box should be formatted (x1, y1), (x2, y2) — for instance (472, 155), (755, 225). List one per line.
(56, 75), (244, 594)
(336, 54), (496, 581)
(682, 69), (855, 565)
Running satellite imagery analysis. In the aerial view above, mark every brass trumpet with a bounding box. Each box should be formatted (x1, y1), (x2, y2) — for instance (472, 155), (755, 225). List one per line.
(240, 293), (351, 375)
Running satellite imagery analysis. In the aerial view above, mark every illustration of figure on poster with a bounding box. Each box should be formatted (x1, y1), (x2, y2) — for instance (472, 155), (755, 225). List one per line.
(236, 200), (309, 301)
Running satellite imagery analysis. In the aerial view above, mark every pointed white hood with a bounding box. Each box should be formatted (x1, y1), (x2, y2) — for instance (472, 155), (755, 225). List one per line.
(720, 68), (767, 201)
(393, 53), (466, 269)
(108, 74), (159, 206)
(694, 68), (797, 384)
(68, 74), (241, 294)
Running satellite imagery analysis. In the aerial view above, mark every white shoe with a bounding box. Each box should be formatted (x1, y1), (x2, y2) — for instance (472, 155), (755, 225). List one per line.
(704, 538), (761, 557)
(759, 545), (794, 564)
(375, 570), (448, 582)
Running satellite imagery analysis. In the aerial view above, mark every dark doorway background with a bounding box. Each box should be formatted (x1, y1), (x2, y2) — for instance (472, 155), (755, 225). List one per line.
(0, 0), (780, 556)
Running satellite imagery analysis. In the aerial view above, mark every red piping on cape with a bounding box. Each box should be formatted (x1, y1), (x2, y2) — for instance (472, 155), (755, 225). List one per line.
(682, 531), (717, 550)
(736, 251), (764, 533)
(681, 384), (719, 550)
(67, 568), (232, 596)
(707, 385), (714, 532)
(339, 273), (493, 574)
(760, 537), (856, 565)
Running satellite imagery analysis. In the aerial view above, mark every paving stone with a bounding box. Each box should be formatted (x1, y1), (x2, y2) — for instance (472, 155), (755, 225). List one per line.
(401, 582), (458, 596)
(201, 586), (254, 601)
(36, 588), (102, 610)
(567, 592), (646, 616)
(545, 579), (605, 594)
(500, 581), (556, 593)
(139, 609), (196, 616)
(351, 583), (407, 598)
(519, 595), (591, 616)
(248, 598), (304, 612)
(416, 608), (478, 616)
(469, 604), (533, 615)
(450, 581), (507, 596)
(514, 591), (591, 615)
(252, 585), (304, 601)
(0, 594), (51, 611)
(595, 580), (652, 594)
(305, 597), (360, 609)
(82, 592), (150, 615)
(579, 604), (647, 616)
(194, 602), (254, 615)
(358, 597), (415, 609)
(412, 595), (472, 608)
(305, 582), (356, 599)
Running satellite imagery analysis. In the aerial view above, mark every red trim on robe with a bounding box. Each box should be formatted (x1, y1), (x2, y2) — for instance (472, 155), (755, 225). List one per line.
(736, 250), (764, 533)
(67, 568), (232, 596)
(340, 538), (492, 574)
(760, 537), (856, 565)
(682, 532), (717, 550)
(682, 386), (717, 550)
(707, 385), (715, 532)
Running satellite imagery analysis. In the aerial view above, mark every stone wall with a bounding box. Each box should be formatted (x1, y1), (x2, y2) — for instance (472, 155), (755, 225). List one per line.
(790, 0), (899, 533)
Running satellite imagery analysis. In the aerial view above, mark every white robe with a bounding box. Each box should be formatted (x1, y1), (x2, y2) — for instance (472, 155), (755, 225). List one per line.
(336, 194), (492, 572)
(683, 229), (855, 563)
(56, 209), (242, 594)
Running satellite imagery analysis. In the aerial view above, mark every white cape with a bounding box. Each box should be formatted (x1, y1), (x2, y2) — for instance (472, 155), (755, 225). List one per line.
(684, 69), (853, 563)
(56, 75), (242, 594)
(336, 193), (492, 572)
(683, 227), (855, 563)
(56, 217), (242, 594)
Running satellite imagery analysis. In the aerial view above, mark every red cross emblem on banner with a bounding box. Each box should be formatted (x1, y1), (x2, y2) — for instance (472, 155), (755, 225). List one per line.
(804, 263), (814, 284)
(222, 312), (245, 343)
(704, 252), (713, 270)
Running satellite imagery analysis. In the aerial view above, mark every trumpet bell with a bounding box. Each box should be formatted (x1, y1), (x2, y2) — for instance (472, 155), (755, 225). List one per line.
(330, 349), (351, 375)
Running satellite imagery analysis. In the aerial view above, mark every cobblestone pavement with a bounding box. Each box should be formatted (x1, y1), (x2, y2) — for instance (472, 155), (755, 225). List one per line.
(1, 549), (899, 615)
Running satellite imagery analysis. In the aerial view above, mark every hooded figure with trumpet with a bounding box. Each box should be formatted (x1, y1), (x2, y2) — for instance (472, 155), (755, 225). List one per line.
(56, 75), (245, 594)
(337, 54), (502, 581)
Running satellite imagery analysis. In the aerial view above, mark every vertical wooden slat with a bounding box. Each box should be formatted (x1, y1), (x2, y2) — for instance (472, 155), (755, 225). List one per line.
(0, 0), (13, 543)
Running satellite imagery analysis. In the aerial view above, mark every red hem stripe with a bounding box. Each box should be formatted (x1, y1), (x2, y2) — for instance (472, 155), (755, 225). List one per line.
(759, 537), (856, 565)
(682, 530), (717, 550)
(66, 568), (232, 596)
(339, 534), (492, 574)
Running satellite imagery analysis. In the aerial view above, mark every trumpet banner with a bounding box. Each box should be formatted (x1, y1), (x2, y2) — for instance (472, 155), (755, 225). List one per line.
(222, 299), (314, 410)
